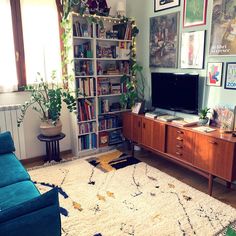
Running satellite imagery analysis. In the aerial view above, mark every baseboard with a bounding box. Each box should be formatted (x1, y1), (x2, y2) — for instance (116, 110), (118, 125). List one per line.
(20, 150), (72, 166)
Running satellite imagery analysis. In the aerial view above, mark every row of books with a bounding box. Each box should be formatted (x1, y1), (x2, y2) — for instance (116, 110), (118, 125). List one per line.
(73, 21), (93, 37)
(74, 42), (93, 58)
(98, 115), (122, 131)
(97, 61), (130, 75)
(99, 99), (109, 114)
(97, 78), (122, 95)
(74, 61), (94, 76)
(77, 99), (96, 122)
(78, 122), (96, 135)
(112, 23), (132, 40)
(77, 77), (96, 97)
(79, 133), (97, 150)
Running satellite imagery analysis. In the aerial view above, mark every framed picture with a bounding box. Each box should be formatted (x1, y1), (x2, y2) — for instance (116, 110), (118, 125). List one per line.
(132, 102), (143, 114)
(183, 0), (207, 27)
(150, 12), (179, 68)
(210, 0), (236, 56)
(154, 0), (180, 12)
(225, 63), (236, 90)
(206, 62), (223, 87)
(180, 31), (205, 69)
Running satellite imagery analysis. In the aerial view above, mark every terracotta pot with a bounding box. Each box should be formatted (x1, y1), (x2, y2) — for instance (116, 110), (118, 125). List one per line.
(40, 120), (62, 137)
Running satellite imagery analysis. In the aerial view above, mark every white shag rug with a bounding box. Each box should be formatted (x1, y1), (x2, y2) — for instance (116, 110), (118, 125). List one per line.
(28, 152), (236, 236)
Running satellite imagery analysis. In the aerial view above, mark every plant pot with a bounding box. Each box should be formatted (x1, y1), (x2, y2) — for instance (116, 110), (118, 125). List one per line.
(198, 117), (209, 126)
(40, 120), (62, 137)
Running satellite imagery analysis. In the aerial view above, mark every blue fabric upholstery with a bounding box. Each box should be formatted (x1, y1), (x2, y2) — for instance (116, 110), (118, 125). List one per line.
(0, 131), (61, 236)
(0, 188), (61, 236)
(0, 181), (40, 211)
(0, 131), (15, 154)
(0, 153), (30, 188)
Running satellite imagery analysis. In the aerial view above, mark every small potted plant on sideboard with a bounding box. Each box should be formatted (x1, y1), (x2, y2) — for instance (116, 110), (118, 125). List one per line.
(198, 107), (211, 126)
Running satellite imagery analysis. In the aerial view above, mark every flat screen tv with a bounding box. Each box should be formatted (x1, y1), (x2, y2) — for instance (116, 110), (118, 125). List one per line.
(151, 73), (199, 114)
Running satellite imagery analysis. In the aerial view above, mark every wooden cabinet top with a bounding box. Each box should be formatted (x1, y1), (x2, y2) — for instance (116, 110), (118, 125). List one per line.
(128, 112), (236, 143)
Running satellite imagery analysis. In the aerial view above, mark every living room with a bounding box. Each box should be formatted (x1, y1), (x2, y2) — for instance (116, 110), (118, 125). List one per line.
(0, 0), (236, 235)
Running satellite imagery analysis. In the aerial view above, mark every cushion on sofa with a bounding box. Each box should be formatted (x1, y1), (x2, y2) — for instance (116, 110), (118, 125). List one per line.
(0, 153), (30, 188)
(0, 131), (15, 154)
(0, 188), (61, 236)
(0, 180), (40, 211)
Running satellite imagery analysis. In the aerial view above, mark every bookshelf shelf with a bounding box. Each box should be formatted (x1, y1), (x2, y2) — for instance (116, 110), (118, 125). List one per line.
(78, 119), (96, 124)
(99, 127), (122, 133)
(71, 13), (133, 156)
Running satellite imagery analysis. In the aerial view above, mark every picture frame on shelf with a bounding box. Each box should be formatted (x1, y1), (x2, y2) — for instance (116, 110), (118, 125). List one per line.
(183, 0), (207, 28)
(149, 12), (179, 68)
(180, 30), (205, 69)
(154, 0), (180, 12)
(225, 63), (236, 90)
(206, 62), (223, 87)
(132, 102), (142, 114)
(210, 0), (236, 56)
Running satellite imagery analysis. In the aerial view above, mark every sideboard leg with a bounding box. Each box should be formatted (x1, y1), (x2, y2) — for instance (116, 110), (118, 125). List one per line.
(208, 174), (213, 196)
(226, 181), (231, 189)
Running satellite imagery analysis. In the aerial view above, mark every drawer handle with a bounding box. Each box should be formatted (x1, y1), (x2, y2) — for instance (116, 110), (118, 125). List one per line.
(176, 145), (183, 148)
(176, 137), (183, 141)
(176, 152), (182, 156)
(208, 140), (217, 145)
(177, 130), (184, 134)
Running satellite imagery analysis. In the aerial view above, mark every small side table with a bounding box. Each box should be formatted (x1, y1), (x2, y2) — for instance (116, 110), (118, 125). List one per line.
(38, 133), (65, 162)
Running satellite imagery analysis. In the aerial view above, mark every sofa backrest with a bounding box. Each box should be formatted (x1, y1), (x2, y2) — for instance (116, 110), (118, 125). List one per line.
(0, 131), (15, 154)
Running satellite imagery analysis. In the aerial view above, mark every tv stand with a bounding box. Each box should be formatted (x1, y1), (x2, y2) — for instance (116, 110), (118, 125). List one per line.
(122, 112), (236, 196)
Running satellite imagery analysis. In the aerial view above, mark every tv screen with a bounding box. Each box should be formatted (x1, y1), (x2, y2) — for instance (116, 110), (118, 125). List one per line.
(151, 73), (199, 114)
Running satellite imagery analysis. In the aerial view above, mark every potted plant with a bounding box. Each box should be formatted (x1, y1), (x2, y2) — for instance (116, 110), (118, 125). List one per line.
(198, 107), (211, 125)
(17, 72), (77, 136)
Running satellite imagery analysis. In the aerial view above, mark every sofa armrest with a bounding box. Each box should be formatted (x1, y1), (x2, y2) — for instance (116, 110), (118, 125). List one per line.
(0, 188), (61, 236)
(0, 131), (15, 154)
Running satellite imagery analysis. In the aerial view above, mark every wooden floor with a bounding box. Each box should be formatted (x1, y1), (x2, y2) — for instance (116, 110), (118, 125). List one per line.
(24, 146), (236, 209)
(128, 147), (236, 209)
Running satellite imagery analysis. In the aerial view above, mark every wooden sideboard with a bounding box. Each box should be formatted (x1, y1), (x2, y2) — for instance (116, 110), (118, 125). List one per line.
(122, 112), (236, 195)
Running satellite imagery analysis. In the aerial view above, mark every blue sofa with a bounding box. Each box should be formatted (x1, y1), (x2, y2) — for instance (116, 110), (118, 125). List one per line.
(0, 131), (61, 236)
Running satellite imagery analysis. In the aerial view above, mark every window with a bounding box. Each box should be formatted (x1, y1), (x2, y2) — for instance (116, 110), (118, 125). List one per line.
(0, 0), (61, 92)
(20, 0), (62, 84)
(0, 0), (18, 92)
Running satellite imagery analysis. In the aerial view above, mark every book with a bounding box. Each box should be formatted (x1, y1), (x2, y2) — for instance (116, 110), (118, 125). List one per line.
(192, 126), (216, 133)
(156, 115), (183, 122)
(172, 119), (198, 127)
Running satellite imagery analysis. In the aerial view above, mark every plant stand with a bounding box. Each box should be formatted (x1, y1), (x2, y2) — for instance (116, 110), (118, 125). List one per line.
(38, 133), (65, 162)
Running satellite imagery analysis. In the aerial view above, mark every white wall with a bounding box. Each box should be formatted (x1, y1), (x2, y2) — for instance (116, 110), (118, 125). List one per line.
(126, 0), (236, 117)
(0, 0), (126, 159)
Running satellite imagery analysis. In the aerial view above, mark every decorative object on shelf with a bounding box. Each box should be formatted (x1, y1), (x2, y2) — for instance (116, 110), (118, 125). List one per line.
(210, 0), (236, 56)
(87, 0), (110, 16)
(225, 63), (236, 90)
(183, 0), (207, 27)
(181, 30), (205, 69)
(17, 72), (77, 136)
(198, 107), (211, 126)
(206, 62), (223, 87)
(116, 1), (126, 17)
(150, 12), (179, 68)
(209, 106), (234, 133)
(154, 0), (180, 12)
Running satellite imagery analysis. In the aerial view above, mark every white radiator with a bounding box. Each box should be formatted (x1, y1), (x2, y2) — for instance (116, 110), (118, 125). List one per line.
(0, 105), (26, 160)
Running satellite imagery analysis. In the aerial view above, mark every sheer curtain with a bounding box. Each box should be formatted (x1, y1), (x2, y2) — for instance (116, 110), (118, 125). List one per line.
(20, 0), (62, 83)
(0, 0), (18, 92)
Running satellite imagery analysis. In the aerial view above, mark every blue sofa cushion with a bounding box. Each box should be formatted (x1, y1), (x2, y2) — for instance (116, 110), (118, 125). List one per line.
(0, 153), (30, 188)
(0, 180), (40, 211)
(0, 188), (61, 236)
(0, 131), (15, 154)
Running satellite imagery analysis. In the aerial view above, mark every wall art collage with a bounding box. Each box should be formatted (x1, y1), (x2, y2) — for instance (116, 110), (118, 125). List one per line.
(150, 0), (236, 90)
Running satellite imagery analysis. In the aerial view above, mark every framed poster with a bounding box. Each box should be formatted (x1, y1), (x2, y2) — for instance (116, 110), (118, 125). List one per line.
(206, 62), (223, 87)
(180, 31), (205, 69)
(154, 0), (180, 12)
(210, 0), (236, 56)
(225, 63), (236, 89)
(183, 0), (207, 27)
(150, 12), (179, 68)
